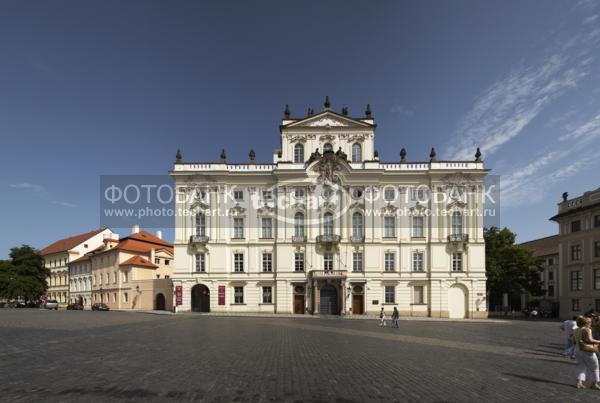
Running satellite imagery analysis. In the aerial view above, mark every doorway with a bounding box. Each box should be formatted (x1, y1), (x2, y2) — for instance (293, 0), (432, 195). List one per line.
(155, 293), (166, 311)
(191, 284), (210, 312)
(319, 285), (339, 315)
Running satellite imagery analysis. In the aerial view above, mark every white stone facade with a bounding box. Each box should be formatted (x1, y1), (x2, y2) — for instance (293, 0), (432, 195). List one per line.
(171, 104), (489, 318)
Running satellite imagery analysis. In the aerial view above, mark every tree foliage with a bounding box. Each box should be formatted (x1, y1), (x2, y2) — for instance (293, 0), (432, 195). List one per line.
(485, 227), (544, 297)
(0, 245), (49, 300)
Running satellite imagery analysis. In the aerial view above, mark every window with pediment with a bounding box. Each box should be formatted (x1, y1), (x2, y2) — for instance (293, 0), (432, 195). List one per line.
(294, 143), (304, 163)
(351, 143), (362, 162)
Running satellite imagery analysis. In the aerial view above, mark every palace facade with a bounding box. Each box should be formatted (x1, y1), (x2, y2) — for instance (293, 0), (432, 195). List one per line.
(171, 99), (489, 318)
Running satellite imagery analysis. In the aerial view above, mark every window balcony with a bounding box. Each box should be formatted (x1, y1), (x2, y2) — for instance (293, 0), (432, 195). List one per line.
(447, 233), (469, 242)
(310, 270), (347, 279)
(189, 235), (210, 244)
(316, 234), (341, 245)
(292, 235), (307, 244)
(350, 235), (365, 244)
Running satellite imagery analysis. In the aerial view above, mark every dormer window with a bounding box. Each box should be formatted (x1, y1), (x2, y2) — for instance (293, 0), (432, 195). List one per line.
(351, 143), (362, 162)
(323, 143), (333, 153)
(294, 143), (304, 163)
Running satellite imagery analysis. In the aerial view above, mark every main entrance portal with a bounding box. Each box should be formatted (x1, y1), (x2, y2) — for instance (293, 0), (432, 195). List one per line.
(191, 284), (210, 312)
(319, 285), (339, 315)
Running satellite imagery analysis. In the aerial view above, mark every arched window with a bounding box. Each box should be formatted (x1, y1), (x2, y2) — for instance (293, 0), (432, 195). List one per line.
(452, 211), (462, 234)
(323, 143), (333, 153)
(323, 212), (334, 236)
(351, 143), (362, 163)
(352, 212), (363, 238)
(294, 212), (305, 237)
(294, 143), (304, 163)
(195, 212), (206, 236)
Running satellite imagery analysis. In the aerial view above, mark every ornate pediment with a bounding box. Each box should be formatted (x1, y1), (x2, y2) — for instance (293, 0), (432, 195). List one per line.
(381, 203), (397, 215)
(284, 111), (374, 129)
(292, 202), (306, 212)
(349, 201), (365, 211)
(229, 203), (246, 215)
(257, 204), (275, 215)
(191, 200), (209, 211)
(409, 202), (427, 214)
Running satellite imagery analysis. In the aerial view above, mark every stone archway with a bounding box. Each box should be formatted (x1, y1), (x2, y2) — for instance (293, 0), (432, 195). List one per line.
(191, 284), (210, 312)
(319, 285), (339, 315)
(155, 293), (166, 311)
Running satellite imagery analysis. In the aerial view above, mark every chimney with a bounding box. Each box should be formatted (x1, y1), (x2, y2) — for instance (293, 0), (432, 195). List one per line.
(132, 225), (140, 234)
(156, 230), (162, 239)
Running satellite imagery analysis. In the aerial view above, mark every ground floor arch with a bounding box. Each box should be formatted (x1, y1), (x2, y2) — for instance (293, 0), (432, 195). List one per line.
(191, 284), (210, 312)
(155, 293), (166, 311)
(319, 284), (339, 315)
(448, 285), (468, 319)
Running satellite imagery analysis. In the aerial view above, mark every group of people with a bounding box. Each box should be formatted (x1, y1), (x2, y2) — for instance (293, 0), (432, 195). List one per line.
(378, 307), (400, 328)
(562, 314), (600, 389)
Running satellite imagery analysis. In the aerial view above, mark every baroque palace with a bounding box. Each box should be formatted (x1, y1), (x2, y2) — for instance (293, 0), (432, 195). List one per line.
(171, 98), (489, 318)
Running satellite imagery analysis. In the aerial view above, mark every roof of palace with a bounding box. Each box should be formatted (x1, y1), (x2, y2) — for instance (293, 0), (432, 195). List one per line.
(40, 228), (107, 256)
(119, 255), (159, 269)
(85, 231), (174, 257)
(519, 235), (559, 257)
(69, 255), (91, 264)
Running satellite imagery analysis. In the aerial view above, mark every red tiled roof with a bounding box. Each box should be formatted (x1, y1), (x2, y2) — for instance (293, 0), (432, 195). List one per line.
(119, 255), (158, 269)
(117, 231), (173, 254)
(40, 228), (107, 255)
(519, 235), (559, 257)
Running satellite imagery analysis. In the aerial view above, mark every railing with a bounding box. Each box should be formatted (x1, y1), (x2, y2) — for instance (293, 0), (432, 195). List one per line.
(189, 235), (210, 244)
(310, 270), (347, 279)
(447, 233), (469, 242)
(350, 235), (365, 243)
(316, 234), (341, 244)
(292, 235), (307, 243)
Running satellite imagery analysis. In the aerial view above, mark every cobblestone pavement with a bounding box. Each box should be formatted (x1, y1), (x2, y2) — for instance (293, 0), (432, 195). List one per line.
(1, 310), (599, 402)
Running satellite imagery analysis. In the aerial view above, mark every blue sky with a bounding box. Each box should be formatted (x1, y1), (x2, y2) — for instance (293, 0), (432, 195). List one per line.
(1, 0), (599, 257)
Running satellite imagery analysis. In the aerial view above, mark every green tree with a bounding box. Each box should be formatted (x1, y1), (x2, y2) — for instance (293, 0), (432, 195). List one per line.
(485, 227), (544, 303)
(0, 245), (49, 301)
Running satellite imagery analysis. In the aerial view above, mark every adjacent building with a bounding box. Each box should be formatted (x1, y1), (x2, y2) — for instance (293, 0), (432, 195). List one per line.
(519, 235), (559, 314)
(88, 226), (174, 311)
(40, 228), (114, 307)
(170, 100), (489, 318)
(551, 187), (600, 319)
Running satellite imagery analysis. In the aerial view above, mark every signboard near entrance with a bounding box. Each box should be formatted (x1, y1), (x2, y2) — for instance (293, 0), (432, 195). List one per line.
(175, 286), (182, 306)
(218, 286), (225, 305)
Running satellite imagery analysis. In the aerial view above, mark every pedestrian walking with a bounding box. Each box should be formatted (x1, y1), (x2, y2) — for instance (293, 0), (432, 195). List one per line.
(561, 316), (578, 359)
(573, 315), (600, 389)
(378, 307), (387, 327)
(391, 307), (400, 328)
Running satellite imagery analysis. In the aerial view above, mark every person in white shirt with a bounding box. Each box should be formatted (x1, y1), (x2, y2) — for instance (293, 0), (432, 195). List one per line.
(378, 307), (387, 327)
(561, 316), (578, 359)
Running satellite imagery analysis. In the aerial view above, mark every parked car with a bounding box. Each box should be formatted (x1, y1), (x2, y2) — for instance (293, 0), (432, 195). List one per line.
(91, 303), (109, 311)
(66, 303), (83, 310)
(44, 300), (59, 310)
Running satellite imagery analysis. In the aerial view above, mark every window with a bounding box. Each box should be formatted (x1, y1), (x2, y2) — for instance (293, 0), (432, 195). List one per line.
(383, 187), (395, 201)
(352, 188), (363, 199)
(262, 190), (273, 200)
(385, 252), (395, 272)
(324, 253), (334, 271)
(353, 252), (363, 272)
(384, 216), (395, 238)
(548, 257), (554, 265)
(352, 212), (363, 238)
(262, 253), (273, 272)
(571, 244), (582, 261)
(452, 252), (463, 272)
(294, 188), (304, 198)
(294, 252), (305, 272)
(154, 258), (160, 264)
(570, 271), (583, 291)
(414, 286), (424, 304)
(196, 213), (206, 236)
(165, 259), (170, 265)
(122, 271), (128, 283)
(385, 286), (395, 303)
(595, 241), (600, 258)
(548, 271), (554, 281)
(261, 217), (273, 238)
(572, 299), (581, 312)
(234, 253), (244, 272)
(595, 215), (600, 228)
(413, 251), (424, 272)
(351, 143), (362, 162)
(294, 212), (305, 237)
(323, 143), (333, 153)
(262, 286), (272, 303)
(294, 143), (304, 163)
(412, 187), (427, 201)
(233, 217), (244, 238)
(571, 220), (581, 233)
(595, 269), (600, 290)
(412, 216), (424, 237)
(547, 285), (554, 297)
(232, 190), (243, 201)
(123, 292), (128, 303)
(323, 212), (334, 236)
(452, 212), (462, 235)
(234, 287), (244, 304)
(196, 253), (205, 272)
(113, 271), (117, 284)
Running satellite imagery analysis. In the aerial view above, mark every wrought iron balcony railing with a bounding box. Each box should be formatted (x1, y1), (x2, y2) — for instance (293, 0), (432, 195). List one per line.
(292, 235), (307, 243)
(350, 235), (365, 243)
(310, 270), (347, 279)
(447, 233), (469, 242)
(316, 234), (341, 244)
(189, 235), (210, 244)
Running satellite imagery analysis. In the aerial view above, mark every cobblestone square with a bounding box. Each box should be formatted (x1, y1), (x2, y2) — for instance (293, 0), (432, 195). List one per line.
(1, 310), (598, 402)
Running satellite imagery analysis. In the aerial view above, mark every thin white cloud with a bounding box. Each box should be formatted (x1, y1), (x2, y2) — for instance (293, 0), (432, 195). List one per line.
(9, 182), (44, 192)
(51, 201), (78, 208)
(582, 14), (598, 25)
(559, 112), (600, 141)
